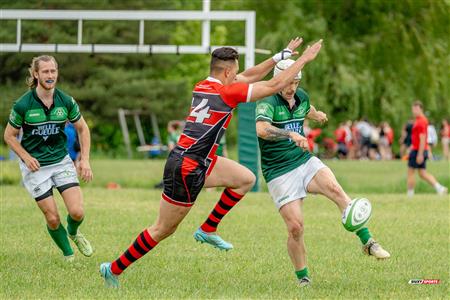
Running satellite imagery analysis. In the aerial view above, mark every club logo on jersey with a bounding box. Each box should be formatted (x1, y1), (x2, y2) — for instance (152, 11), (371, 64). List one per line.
(31, 123), (60, 141)
(190, 98), (211, 123)
(55, 108), (64, 117)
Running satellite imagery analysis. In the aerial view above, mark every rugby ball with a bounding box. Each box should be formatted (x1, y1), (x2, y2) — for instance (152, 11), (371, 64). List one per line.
(341, 198), (372, 232)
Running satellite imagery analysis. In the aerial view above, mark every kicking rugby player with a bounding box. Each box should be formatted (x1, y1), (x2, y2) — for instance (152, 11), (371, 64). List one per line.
(255, 59), (391, 287)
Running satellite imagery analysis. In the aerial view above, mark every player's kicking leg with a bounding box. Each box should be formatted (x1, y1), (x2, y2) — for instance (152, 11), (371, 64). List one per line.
(279, 200), (311, 287)
(195, 156), (256, 250)
(100, 199), (191, 288)
(60, 186), (93, 257)
(306, 165), (390, 259)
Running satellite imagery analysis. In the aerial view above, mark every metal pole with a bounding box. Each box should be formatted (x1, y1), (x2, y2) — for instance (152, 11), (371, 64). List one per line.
(77, 19), (82, 45)
(202, 0), (210, 51)
(118, 108), (133, 158)
(134, 113), (146, 146)
(139, 20), (144, 45)
(16, 19), (21, 46)
(150, 112), (161, 143)
(238, 12), (259, 191)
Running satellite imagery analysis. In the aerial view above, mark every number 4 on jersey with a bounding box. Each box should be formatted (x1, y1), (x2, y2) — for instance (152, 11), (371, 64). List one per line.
(190, 98), (211, 123)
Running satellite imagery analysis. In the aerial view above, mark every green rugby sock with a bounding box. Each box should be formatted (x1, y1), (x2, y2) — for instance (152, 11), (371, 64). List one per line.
(356, 227), (372, 245)
(295, 267), (309, 280)
(67, 214), (83, 236)
(47, 224), (74, 256)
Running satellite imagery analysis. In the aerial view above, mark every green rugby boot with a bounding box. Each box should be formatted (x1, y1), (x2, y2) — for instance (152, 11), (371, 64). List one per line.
(69, 231), (93, 257)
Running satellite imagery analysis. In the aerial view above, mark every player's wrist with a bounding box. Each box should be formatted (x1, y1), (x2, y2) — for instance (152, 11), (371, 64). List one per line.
(272, 48), (292, 63)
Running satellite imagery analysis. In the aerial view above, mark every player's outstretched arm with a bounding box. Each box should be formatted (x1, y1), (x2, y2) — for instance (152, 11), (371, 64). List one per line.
(235, 37), (303, 84)
(307, 105), (328, 124)
(248, 40), (323, 102)
(256, 120), (309, 150)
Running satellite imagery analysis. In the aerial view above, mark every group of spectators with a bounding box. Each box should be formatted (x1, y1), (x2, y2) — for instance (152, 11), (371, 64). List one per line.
(303, 118), (450, 160)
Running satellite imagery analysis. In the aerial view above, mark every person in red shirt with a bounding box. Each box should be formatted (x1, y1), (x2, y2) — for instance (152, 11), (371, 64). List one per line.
(407, 101), (447, 197)
(100, 37), (324, 288)
(334, 122), (348, 159)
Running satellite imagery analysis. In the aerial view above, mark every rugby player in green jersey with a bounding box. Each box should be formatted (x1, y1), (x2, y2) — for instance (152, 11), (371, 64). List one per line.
(4, 55), (93, 261)
(255, 59), (390, 287)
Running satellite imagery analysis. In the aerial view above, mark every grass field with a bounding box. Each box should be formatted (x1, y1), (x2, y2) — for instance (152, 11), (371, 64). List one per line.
(0, 159), (449, 299)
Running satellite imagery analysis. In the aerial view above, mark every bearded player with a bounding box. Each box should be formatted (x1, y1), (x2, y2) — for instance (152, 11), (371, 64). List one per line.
(100, 37), (323, 287)
(255, 59), (391, 287)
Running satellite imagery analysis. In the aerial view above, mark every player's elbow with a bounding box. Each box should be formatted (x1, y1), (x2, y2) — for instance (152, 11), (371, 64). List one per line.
(255, 122), (267, 139)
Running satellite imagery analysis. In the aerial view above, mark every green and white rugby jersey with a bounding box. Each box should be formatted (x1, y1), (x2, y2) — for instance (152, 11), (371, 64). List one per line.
(8, 88), (82, 166)
(256, 88), (312, 182)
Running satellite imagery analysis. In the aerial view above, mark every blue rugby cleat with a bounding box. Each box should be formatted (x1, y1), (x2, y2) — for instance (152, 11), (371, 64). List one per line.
(100, 262), (119, 288)
(193, 228), (233, 251)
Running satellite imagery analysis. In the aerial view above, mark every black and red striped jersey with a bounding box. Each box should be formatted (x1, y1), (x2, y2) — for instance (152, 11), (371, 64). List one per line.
(174, 77), (253, 167)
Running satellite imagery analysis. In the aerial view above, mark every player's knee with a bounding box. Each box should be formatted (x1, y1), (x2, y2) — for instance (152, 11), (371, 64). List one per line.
(45, 213), (61, 229)
(418, 169), (427, 178)
(69, 208), (84, 221)
(242, 172), (256, 189)
(287, 220), (304, 240)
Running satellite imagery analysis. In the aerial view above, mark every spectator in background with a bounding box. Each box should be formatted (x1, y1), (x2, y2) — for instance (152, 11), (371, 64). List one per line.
(379, 122), (393, 160)
(369, 123), (380, 160)
(65, 121), (80, 163)
(356, 118), (372, 159)
(441, 119), (449, 160)
(304, 120), (322, 154)
(427, 122), (438, 160)
(399, 119), (413, 160)
(334, 122), (348, 159)
(344, 120), (355, 159)
(351, 121), (361, 159)
(167, 120), (185, 151)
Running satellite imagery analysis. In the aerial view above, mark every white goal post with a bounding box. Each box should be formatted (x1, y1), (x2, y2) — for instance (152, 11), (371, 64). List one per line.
(0, 1), (261, 190)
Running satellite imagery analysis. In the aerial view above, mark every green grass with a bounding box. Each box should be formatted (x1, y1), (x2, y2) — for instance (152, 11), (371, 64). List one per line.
(1, 159), (449, 193)
(1, 159), (449, 299)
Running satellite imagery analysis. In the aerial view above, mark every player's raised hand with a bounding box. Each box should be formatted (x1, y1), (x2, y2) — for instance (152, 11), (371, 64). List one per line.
(286, 37), (303, 55)
(272, 37), (303, 63)
(300, 39), (323, 63)
(78, 159), (93, 182)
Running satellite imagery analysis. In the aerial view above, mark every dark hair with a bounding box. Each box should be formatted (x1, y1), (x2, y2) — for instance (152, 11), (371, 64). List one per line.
(412, 100), (423, 109)
(210, 47), (239, 73)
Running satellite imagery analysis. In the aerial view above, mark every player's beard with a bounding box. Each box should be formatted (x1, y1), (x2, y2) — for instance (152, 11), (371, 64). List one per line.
(38, 77), (57, 90)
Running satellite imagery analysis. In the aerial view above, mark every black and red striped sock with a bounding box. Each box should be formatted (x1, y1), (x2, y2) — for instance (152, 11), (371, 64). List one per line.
(200, 188), (244, 233)
(110, 229), (158, 275)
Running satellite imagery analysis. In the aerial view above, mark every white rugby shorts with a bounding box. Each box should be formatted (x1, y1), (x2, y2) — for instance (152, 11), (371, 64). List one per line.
(19, 155), (79, 200)
(267, 156), (326, 209)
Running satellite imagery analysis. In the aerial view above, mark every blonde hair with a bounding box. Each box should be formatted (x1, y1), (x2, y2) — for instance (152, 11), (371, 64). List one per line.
(26, 55), (58, 89)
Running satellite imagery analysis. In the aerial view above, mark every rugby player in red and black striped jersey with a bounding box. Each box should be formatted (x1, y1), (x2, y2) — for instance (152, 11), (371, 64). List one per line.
(100, 37), (324, 287)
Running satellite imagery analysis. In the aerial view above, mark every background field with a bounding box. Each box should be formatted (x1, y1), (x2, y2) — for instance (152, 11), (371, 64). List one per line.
(0, 159), (448, 299)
